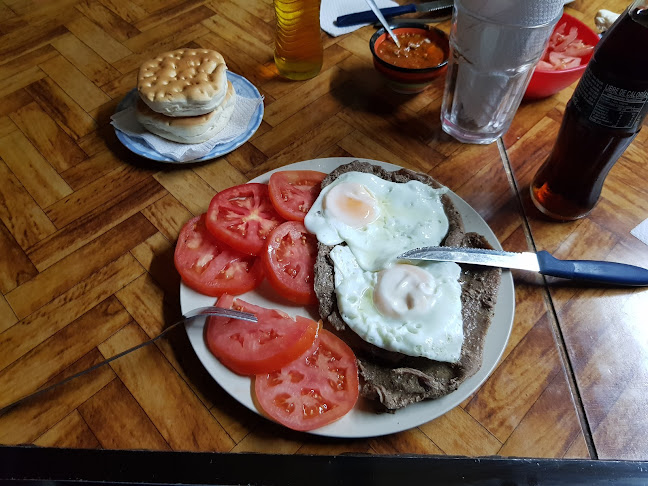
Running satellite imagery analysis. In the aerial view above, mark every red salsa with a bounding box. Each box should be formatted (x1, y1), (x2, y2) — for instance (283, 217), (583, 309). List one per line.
(376, 32), (445, 69)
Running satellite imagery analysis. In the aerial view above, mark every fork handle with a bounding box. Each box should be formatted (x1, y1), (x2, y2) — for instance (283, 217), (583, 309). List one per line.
(0, 318), (192, 416)
(0, 304), (262, 416)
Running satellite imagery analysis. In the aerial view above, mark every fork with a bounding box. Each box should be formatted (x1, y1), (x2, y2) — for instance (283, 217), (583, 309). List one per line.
(0, 306), (257, 415)
(151, 305), (258, 336)
(183, 305), (257, 322)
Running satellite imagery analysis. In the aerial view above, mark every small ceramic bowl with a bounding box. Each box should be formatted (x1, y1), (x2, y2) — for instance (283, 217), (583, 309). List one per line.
(524, 13), (600, 100)
(369, 23), (450, 94)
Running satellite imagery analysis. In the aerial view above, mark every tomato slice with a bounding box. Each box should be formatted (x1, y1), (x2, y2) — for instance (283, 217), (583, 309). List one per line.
(548, 51), (582, 69)
(206, 295), (319, 376)
(206, 183), (285, 256)
(255, 329), (359, 432)
(564, 41), (594, 58)
(538, 21), (594, 72)
(174, 215), (264, 296)
(536, 60), (554, 70)
(262, 221), (318, 305)
(268, 170), (326, 222)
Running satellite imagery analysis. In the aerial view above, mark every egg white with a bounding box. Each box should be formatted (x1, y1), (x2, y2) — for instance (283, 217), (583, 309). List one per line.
(330, 246), (464, 363)
(304, 172), (450, 272)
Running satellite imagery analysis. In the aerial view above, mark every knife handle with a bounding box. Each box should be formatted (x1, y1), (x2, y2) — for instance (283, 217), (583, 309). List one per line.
(336, 5), (417, 27)
(537, 250), (648, 286)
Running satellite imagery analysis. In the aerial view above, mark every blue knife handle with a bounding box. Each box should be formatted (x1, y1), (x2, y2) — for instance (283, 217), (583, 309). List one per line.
(537, 250), (648, 286)
(336, 5), (417, 27)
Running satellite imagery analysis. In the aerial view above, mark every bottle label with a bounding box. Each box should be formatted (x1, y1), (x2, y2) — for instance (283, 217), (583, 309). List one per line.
(572, 68), (648, 130)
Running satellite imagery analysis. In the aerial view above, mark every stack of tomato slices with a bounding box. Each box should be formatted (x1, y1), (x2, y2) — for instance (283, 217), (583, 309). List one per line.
(206, 295), (359, 432)
(174, 170), (326, 304)
(174, 169), (361, 431)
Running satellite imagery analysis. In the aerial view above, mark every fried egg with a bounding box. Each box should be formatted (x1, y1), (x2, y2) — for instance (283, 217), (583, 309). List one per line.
(330, 246), (463, 363)
(304, 172), (450, 272)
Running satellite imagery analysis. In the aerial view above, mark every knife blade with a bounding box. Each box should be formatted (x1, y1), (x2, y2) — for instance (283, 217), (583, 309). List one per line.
(336, 0), (454, 27)
(398, 247), (648, 286)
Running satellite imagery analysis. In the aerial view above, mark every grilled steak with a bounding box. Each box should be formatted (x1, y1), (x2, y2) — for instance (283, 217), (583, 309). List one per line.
(312, 161), (501, 412)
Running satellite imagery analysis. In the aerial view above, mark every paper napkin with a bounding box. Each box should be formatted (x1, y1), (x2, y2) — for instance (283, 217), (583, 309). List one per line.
(320, 0), (398, 37)
(631, 218), (648, 247)
(111, 93), (262, 163)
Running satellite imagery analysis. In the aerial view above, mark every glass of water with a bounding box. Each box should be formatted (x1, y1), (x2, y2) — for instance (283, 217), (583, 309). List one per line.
(441, 0), (562, 144)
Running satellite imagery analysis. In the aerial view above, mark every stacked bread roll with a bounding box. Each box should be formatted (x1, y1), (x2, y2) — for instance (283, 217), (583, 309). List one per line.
(136, 49), (235, 144)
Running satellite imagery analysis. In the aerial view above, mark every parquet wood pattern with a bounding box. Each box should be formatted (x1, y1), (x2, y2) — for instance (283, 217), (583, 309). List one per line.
(0, 0), (645, 463)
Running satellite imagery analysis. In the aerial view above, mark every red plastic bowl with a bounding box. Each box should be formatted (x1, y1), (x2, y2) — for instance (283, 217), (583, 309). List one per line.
(524, 13), (600, 100)
(369, 24), (449, 94)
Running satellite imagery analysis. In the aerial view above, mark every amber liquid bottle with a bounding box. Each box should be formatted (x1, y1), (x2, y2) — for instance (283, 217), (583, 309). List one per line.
(530, 1), (648, 221)
(274, 0), (323, 80)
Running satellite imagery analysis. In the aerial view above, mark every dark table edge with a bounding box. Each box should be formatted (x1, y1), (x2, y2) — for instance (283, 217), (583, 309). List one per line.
(1, 446), (648, 485)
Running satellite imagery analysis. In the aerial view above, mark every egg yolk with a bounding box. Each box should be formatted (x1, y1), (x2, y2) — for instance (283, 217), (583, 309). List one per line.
(323, 182), (379, 228)
(373, 264), (437, 319)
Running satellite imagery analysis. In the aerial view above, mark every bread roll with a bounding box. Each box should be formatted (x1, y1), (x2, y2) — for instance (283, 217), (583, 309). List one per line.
(136, 81), (236, 144)
(138, 48), (228, 117)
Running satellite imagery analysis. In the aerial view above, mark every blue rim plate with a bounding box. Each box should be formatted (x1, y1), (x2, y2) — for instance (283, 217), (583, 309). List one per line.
(113, 71), (264, 163)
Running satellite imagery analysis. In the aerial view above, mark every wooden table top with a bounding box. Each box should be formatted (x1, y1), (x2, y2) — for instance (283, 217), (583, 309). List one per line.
(1, 0), (647, 465)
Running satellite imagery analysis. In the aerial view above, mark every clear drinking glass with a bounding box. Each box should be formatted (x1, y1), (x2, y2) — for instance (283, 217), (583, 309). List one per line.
(441, 0), (561, 144)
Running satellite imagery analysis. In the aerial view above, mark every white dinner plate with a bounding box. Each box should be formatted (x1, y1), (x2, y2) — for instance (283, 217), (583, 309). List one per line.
(114, 71), (263, 163)
(180, 157), (515, 438)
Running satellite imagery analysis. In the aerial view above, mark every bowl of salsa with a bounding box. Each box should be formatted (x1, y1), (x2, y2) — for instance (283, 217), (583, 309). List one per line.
(370, 23), (449, 94)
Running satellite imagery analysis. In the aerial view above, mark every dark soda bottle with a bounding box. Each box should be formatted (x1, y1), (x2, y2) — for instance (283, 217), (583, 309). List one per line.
(530, 1), (648, 221)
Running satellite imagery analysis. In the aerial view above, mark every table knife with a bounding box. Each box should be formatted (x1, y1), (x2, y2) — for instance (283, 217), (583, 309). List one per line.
(398, 247), (648, 286)
(336, 0), (454, 27)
